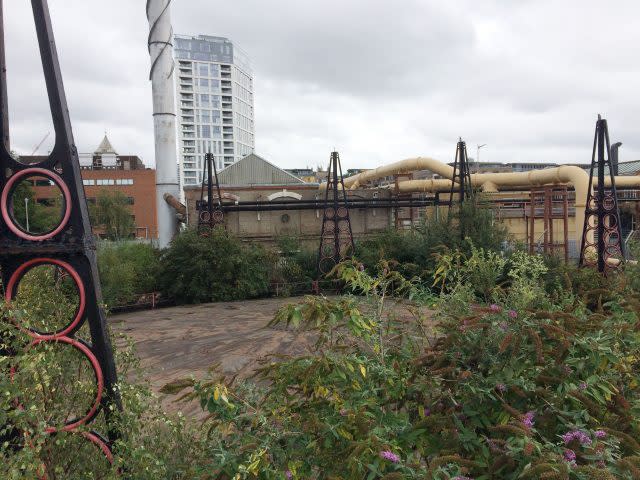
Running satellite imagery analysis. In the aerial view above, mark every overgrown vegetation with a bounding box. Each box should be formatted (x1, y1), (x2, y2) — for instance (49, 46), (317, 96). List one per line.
(4, 233), (640, 478)
(356, 201), (508, 281)
(97, 241), (161, 307)
(156, 228), (274, 304)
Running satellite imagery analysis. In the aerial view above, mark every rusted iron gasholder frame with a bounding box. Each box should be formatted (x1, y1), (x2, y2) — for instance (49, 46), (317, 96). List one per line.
(579, 115), (625, 272)
(197, 152), (225, 232)
(317, 151), (355, 277)
(0, 0), (120, 465)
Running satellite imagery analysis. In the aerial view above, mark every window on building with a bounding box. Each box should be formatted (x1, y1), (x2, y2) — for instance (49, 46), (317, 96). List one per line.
(82, 179), (95, 186)
(126, 197), (135, 205)
(198, 64), (208, 76)
(199, 78), (209, 87)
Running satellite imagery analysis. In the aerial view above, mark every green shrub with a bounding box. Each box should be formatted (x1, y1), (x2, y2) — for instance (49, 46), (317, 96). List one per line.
(356, 199), (509, 282)
(97, 241), (160, 308)
(164, 257), (640, 479)
(157, 228), (273, 304)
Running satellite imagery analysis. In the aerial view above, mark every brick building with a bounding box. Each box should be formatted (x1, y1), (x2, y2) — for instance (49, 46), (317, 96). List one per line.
(22, 136), (158, 239)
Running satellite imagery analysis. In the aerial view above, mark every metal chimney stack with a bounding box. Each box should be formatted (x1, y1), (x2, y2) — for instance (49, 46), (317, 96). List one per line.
(147, 0), (179, 248)
(611, 142), (622, 177)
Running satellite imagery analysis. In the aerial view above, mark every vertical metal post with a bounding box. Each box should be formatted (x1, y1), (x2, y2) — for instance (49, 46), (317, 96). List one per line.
(596, 120), (606, 273)
(206, 153), (214, 227)
(0, 0), (8, 152)
(332, 152), (340, 266)
(563, 188), (569, 263)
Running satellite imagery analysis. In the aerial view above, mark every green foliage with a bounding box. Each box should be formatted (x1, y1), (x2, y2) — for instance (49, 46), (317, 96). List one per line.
(89, 189), (135, 240)
(157, 228), (273, 304)
(11, 180), (63, 234)
(271, 235), (318, 296)
(0, 293), (209, 479)
(356, 200), (509, 281)
(165, 257), (640, 479)
(97, 241), (160, 308)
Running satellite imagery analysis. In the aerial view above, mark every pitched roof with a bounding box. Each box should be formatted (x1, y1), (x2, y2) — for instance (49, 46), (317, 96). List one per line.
(95, 134), (117, 155)
(217, 153), (306, 185)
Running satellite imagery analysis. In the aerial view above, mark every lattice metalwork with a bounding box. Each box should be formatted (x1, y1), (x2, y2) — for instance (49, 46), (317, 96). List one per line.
(448, 138), (473, 214)
(579, 115), (625, 273)
(196, 152), (225, 233)
(527, 186), (569, 262)
(317, 151), (354, 277)
(0, 0), (120, 471)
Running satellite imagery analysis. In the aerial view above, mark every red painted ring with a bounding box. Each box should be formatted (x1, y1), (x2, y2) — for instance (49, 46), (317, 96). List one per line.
(5, 258), (86, 338)
(81, 431), (114, 463)
(36, 432), (114, 480)
(1, 167), (72, 241)
(27, 336), (104, 433)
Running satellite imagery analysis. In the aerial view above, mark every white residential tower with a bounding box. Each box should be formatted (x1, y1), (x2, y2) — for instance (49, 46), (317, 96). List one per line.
(174, 35), (255, 187)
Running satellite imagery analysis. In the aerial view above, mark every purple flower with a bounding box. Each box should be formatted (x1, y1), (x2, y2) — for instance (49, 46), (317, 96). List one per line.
(285, 471), (293, 480)
(563, 365), (573, 375)
(561, 430), (592, 446)
(508, 310), (518, 319)
(489, 304), (501, 313)
(339, 408), (348, 417)
(522, 411), (535, 429)
(579, 382), (587, 391)
(499, 322), (509, 332)
(424, 407), (431, 417)
(379, 450), (400, 463)
(594, 430), (607, 439)
(563, 449), (576, 463)
(496, 383), (507, 393)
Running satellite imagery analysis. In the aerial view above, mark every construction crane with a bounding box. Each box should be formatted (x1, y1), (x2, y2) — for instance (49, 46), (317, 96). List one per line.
(30, 131), (50, 155)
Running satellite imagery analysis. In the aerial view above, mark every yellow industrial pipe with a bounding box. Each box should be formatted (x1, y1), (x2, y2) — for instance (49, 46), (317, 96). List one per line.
(338, 156), (640, 249)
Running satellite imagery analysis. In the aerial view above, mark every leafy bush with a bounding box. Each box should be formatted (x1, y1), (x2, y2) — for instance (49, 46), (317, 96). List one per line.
(0, 278), (208, 479)
(157, 228), (273, 304)
(357, 199), (509, 282)
(272, 236), (318, 295)
(97, 241), (160, 308)
(162, 257), (640, 479)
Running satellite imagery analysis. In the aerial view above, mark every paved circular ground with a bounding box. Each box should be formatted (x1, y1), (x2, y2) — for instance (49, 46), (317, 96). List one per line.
(111, 296), (434, 415)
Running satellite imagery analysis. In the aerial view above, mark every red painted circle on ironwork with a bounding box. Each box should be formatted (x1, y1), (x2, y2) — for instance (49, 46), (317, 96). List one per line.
(0, 167), (72, 241)
(81, 431), (114, 463)
(5, 258), (86, 338)
(36, 432), (114, 480)
(27, 336), (104, 433)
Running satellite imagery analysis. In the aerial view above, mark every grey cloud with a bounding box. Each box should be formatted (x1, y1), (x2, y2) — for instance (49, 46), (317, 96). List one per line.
(1, 0), (639, 171)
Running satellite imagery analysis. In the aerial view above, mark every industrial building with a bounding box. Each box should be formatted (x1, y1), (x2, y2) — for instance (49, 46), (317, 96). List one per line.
(173, 34), (255, 188)
(185, 152), (640, 257)
(184, 154), (398, 243)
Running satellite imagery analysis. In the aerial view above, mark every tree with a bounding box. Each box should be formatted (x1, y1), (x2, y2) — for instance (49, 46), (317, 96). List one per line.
(10, 179), (62, 234)
(90, 189), (135, 240)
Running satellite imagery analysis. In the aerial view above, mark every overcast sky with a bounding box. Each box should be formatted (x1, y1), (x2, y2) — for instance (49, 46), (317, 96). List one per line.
(4, 0), (639, 170)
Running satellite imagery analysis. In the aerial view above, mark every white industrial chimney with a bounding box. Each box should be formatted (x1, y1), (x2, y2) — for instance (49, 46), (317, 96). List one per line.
(147, 0), (179, 248)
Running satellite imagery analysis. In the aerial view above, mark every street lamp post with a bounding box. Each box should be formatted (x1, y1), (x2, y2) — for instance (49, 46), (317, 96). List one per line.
(24, 197), (29, 231)
(476, 144), (487, 174)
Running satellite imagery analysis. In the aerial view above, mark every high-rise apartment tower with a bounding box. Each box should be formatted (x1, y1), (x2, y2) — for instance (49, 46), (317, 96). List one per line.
(174, 35), (255, 186)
